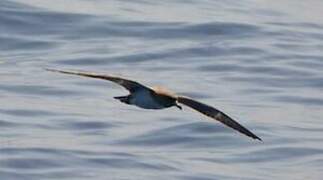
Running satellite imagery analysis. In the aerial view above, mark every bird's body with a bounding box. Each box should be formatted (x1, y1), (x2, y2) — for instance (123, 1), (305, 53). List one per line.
(128, 89), (168, 109)
(47, 68), (262, 141)
(115, 88), (179, 109)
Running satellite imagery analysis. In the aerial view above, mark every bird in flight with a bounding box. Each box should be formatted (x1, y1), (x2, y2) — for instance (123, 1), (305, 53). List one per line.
(46, 68), (262, 141)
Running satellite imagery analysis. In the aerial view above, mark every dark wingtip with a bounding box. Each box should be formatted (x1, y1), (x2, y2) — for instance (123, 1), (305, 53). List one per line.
(253, 135), (262, 142)
(45, 68), (60, 73)
(241, 125), (262, 141)
(45, 68), (78, 75)
(256, 137), (263, 142)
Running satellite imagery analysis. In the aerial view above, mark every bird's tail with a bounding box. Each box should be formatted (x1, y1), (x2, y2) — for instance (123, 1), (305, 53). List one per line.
(114, 95), (130, 104)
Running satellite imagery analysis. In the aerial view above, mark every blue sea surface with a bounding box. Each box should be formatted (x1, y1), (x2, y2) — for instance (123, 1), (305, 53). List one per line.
(1, 0), (323, 179)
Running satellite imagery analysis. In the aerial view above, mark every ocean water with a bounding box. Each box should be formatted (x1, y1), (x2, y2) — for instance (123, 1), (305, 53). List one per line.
(1, 0), (323, 179)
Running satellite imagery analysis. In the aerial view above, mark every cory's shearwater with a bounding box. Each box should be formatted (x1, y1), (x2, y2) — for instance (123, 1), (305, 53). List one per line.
(47, 68), (262, 141)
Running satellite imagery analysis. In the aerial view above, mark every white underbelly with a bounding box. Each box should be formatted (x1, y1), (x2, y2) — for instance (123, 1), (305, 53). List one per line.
(130, 90), (164, 109)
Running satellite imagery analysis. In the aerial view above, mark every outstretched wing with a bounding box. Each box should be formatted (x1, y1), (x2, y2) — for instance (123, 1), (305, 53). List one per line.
(46, 68), (151, 93)
(177, 96), (262, 141)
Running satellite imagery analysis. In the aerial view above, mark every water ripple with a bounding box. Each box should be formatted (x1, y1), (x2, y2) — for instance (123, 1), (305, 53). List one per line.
(232, 146), (323, 163)
(72, 21), (262, 40)
(0, 84), (81, 96)
(1, 157), (63, 170)
(274, 96), (323, 106)
(0, 108), (59, 117)
(115, 122), (258, 148)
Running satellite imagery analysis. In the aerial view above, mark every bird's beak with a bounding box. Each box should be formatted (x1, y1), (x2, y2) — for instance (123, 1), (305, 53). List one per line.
(176, 104), (182, 110)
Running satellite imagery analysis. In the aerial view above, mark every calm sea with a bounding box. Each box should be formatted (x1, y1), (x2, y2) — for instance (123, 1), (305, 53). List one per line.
(1, 0), (323, 179)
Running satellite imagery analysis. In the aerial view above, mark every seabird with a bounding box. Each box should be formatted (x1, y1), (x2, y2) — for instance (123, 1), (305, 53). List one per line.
(46, 68), (262, 141)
